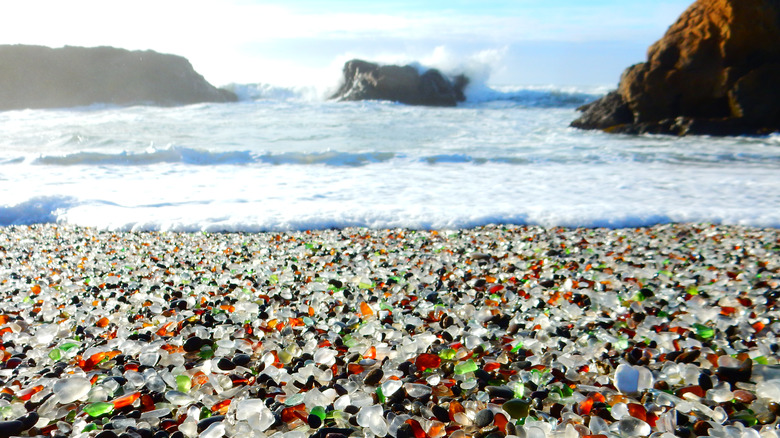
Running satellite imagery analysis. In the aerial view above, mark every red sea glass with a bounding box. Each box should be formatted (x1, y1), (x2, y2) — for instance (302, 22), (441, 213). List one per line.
(415, 353), (441, 371)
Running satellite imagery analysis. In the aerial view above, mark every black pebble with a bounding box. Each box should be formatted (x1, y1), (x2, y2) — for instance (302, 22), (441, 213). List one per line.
(169, 299), (187, 310)
(309, 427), (355, 438)
(486, 386), (514, 401)
(197, 415), (225, 432)
(698, 372), (713, 391)
(129, 427), (153, 438)
(363, 369), (384, 386)
(717, 359), (752, 387)
(308, 413), (323, 428)
(16, 412), (38, 430)
(217, 358), (236, 371)
(233, 354), (251, 367)
(475, 409), (494, 428)
(432, 405), (449, 423)
(96, 431), (119, 438)
(396, 423), (413, 438)
(0, 420), (24, 438)
(183, 337), (204, 352)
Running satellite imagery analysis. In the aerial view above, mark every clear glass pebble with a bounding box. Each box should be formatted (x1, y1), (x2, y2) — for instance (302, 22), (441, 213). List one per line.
(53, 377), (91, 404)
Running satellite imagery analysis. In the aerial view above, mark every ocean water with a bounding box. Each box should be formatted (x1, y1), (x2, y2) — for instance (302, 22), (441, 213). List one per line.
(1, 84), (779, 232)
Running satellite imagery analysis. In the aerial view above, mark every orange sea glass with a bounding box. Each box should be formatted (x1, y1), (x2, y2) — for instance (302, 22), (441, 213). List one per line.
(360, 301), (374, 317)
(112, 392), (141, 409)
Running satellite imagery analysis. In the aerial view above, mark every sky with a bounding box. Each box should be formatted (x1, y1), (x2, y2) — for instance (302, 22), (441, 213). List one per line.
(1, 1), (693, 88)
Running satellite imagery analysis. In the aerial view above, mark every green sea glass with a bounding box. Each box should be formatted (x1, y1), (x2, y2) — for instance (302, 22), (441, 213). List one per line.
(454, 359), (478, 375)
(176, 375), (191, 393)
(84, 402), (114, 417)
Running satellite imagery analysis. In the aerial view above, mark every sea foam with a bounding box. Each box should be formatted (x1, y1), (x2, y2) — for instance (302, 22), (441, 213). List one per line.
(1, 85), (779, 232)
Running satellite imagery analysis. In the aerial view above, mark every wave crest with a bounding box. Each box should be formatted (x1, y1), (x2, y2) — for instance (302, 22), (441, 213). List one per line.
(32, 147), (399, 167)
(34, 147), (255, 166)
(222, 83), (324, 102)
(463, 85), (604, 108)
(221, 80), (603, 108)
(0, 196), (75, 226)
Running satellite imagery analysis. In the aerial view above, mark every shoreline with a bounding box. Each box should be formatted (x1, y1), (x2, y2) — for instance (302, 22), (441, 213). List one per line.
(0, 223), (778, 437)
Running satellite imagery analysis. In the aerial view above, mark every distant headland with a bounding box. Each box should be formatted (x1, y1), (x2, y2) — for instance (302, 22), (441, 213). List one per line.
(572, 0), (780, 136)
(0, 45), (237, 110)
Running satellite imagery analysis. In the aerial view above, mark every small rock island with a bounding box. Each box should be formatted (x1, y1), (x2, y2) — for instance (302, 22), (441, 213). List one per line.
(572, 0), (780, 136)
(0, 45), (237, 110)
(330, 59), (469, 107)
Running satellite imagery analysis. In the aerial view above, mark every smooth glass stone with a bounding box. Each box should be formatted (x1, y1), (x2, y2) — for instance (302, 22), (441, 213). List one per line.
(525, 426), (548, 438)
(427, 420), (446, 438)
(249, 408), (276, 432)
(614, 364), (653, 394)
(60, 342), (79, 352)
(310, 406), (326, 420)
(285, 393), (305, 406)
(454, 360), (478, 375)
(125, 371), (146, 388)
(200, 421), (226, 438)
(111, 392), (140, 409)
(334, 395), (351, 411)
(757, 379), (780, 401)
(461, 379), (478, 390)
(54, 377), (92, 404)
(48, 348), (62, 361)
(165, 390), (195, 406)
(313, 348), (336, 365)
(146, 376), (167, 393)
(618, 417), (651, 437)
(369, 413), (389, 437)
(589, 415), (610, 435)
(693, 324), (714, 339)
(439, 349), (456, 360)
(415, 354), (441, 371)
(235, 399), (265, 421)
(140, 408), (172, 419)
(179, 420), (197, 437)
(404, 383), (432, 398)
(176, 375), (192, 393)
(84, 402), (114, 417)
(357, 404), (382, 428)
(502, 399), (531, 419)
(382, 380), (403, 397)
(627, 403), (647, 422)
(612, 403), (629, 420)
(139, 352), (160, 367)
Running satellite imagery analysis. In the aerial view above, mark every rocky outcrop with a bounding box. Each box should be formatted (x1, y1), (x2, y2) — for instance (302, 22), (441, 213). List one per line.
(572, 0), (780, 136)
(0, 45), (237, 110)
(330, 59), (469, 107)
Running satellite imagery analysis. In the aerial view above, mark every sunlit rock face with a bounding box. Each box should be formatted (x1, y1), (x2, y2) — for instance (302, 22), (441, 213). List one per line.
(0, 45), (237, 110)
(330, 59), (469, 107)
(572, 0), (780, 136)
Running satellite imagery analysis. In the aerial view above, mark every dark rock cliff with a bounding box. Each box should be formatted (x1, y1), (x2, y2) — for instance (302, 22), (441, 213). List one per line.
(572, 0), (780, 136)
(330, 59), (469, 107)
(0, 45), (237, 110)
